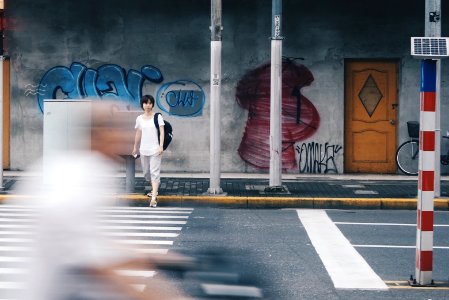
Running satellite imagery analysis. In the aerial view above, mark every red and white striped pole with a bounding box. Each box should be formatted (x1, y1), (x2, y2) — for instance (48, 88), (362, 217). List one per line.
(415, 59), (436, 286)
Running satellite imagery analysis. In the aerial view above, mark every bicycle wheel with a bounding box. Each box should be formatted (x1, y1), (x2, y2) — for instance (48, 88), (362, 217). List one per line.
(396, 140), (419, 175)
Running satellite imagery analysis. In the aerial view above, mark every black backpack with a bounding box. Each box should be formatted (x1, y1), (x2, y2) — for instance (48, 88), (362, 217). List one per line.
(154, 113), (173, 150)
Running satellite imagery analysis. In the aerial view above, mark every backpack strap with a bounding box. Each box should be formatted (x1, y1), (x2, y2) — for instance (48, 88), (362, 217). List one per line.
(154, 113), (161, 144)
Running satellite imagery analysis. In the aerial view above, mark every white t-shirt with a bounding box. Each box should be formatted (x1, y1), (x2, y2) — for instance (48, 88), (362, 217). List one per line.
(135, 113), (165, 156)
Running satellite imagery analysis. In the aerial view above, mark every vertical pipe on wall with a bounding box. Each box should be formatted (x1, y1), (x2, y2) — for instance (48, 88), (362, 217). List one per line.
(207, 0), (224, 194)
(415, 60), (436, 286)
(0, 5), (4, 188)
(269, 0), (282, 187)
(0, 56), (3, 189)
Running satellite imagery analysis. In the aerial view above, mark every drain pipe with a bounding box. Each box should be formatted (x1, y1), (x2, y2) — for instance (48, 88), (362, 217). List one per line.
(0, 4), (5, 189)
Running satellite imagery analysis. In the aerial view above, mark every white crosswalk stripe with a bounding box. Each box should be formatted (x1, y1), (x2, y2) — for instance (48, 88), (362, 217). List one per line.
(297, 209), (388, 290)
(0, 204), (193, 299)
(99, 219), (187, 224)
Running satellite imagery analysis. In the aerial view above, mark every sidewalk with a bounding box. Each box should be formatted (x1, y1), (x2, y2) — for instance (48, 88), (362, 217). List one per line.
(2, 171), (449, 210)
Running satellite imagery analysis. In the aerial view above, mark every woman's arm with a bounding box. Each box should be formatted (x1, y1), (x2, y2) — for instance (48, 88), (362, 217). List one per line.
(158, 125), (165, 154)
(132, 129), (142, 156)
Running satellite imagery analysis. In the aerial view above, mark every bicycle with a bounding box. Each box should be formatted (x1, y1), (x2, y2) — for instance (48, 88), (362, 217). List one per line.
(396, 121), (449, 175)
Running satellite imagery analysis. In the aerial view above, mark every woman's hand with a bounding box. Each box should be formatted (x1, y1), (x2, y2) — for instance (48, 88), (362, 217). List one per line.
(158, 146), (164, 156)
(132, 147), (138, 157)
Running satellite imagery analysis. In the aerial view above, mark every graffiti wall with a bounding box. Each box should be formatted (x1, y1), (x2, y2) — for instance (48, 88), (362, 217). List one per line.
(296, 142), (342, 174)
(236, 58), (320, 170)
(6, 0), (426, 172)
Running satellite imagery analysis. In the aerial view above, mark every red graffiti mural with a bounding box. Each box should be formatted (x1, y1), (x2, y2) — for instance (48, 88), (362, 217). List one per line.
(236, 58), (320, 170)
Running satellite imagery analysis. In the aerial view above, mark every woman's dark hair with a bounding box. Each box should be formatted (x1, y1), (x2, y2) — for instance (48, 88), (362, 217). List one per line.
(140, 95), (155, 110)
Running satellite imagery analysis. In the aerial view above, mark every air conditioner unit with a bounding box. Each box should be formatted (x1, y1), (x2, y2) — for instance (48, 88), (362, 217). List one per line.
(411, 37), (449, 59)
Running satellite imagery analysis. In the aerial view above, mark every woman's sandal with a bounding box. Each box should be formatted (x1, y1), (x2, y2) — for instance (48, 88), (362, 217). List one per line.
(149, 198), (158, 208)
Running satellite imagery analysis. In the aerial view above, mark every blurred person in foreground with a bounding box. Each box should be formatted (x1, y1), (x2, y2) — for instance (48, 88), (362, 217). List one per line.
(12, 101), (193, 300)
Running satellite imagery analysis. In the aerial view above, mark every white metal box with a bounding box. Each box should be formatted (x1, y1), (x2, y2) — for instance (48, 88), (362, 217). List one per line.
(43, 100), (92, 179)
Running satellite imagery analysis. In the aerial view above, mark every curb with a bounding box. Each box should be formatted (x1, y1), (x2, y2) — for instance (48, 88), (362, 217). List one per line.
(2, 194), (448, 210)
(117, 195), (449, 210)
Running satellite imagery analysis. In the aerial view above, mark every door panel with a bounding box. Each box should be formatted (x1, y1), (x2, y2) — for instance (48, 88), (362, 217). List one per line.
(344, 61), (398, 173)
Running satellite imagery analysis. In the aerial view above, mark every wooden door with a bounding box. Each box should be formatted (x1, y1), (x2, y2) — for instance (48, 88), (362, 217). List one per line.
(3, 58), (9, 169)
(344, 60), (398, 173)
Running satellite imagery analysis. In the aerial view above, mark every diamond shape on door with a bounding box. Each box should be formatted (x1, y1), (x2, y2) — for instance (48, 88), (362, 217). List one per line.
(358, 75), (383, 117)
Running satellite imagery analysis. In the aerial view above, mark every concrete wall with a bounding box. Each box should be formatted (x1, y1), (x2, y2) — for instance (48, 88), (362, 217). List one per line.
(5, 0), (449, 173)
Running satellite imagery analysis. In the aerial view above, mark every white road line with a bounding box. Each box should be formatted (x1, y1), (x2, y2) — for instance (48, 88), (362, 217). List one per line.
(0, 246), (31, 252)
(335, 222), (449, 227)
(0, 205), (33, 208)
(0, 257), (30, 263)
(105, 232), (178, 238)
(0, 213), (35, 217)
(115, 240), (173, 245)
(99, 220), (187, 225)
(99, 209), (192, 214)
(0, 281), (25, 289)
(0, 268), (27, 274)
(0, 224), (33, 229)
(0, 238), (32, 243)
(297, 209), (388, 290)
(99, 226), (182, 231)
(104, 206), (193, 211)
(354, 244), (449, 249)
(102, 215), (188, 219)
(0, 218), (33, 223)
(0, 207), (34, 212)
(0, 206), (193, 212)
(0, 227), (183, 234)
(0, 231), (31, 235)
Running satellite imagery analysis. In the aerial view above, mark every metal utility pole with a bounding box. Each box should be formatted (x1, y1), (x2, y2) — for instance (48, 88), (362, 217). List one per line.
(426, 0), (442, 196)
(413, 59), (437, 286)
(207, 0), (224, 195)
(268, 0), (283, 188)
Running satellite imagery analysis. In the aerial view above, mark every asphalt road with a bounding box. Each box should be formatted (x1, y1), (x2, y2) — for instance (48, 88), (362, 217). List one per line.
(2, 204), (449, 299)
(173, 208), (449, 300)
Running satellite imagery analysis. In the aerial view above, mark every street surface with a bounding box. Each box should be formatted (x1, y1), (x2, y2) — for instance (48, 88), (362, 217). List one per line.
(176, 208), (449, 299)
(1, 204), (449, 299)
(0, 205), (193, 299)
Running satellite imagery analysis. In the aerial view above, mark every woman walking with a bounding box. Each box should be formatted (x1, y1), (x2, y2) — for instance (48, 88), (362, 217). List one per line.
(132, 95), (165, 207)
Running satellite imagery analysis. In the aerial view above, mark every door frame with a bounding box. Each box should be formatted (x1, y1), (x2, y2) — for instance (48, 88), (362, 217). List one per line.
(344, 58), (399, 173)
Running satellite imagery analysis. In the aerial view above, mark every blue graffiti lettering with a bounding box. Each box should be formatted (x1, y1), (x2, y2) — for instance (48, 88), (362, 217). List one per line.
(166, 90), (201, 107)
(96, 64), (133, 101)
(36, 63), (165, 112)
(83, 68), (101, 99)
(37, 63), (85, 112)
(157, 80), (205, 117)
(142, 65), (164, 83)
(36, 63), (205, 117)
